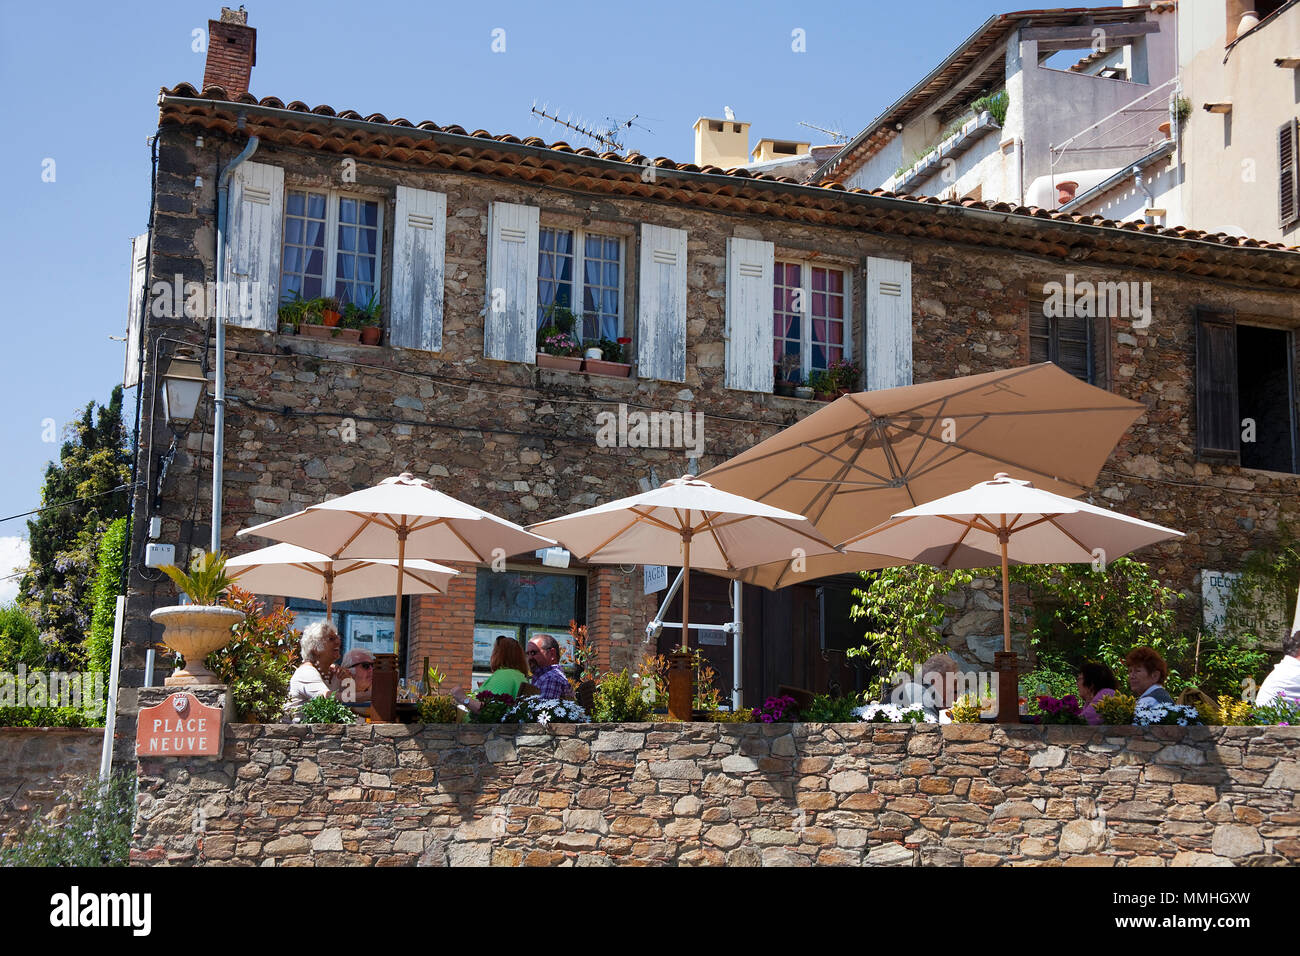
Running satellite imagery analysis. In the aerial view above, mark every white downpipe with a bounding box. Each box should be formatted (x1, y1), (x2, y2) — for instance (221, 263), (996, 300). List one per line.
(731, 579), (743, 711)
(98, 596), (126, 779)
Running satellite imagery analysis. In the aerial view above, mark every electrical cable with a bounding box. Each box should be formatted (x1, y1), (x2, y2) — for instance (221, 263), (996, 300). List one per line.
(0, 484), (139, 525)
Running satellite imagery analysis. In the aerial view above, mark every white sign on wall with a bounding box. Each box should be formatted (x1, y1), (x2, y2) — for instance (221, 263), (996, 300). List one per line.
(1201, 570), (1239, 635)
(644, 565), (668, 594)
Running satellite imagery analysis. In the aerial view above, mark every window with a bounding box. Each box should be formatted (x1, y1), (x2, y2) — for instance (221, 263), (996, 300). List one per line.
(1280, 119), (1299, 229)
(1198, 309), (1298, 472)
(1027, 286), (1109, 387)
(280, 189), (382, 308)
(473, 567), (587, 680)
(773, 261), (850, 379)
(537, 227), (624, 341)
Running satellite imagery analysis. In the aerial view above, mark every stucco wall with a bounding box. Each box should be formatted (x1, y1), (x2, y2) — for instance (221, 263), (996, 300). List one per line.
(131, 722), (1300, 866)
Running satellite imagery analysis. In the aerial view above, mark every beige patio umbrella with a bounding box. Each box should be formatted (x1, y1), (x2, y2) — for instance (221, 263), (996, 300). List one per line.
(840, 473), (1183, 720)
(225, 543), (458, 618)
(528, 475), (840, 654)
(701, 363), (1145, 588)
(237, 474), (556, 667)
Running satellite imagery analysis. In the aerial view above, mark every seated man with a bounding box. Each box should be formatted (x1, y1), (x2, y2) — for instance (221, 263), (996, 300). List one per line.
(340, 648), (375, 704)
(525, 634), (575, 701)
(1256, 630), (1300, 708)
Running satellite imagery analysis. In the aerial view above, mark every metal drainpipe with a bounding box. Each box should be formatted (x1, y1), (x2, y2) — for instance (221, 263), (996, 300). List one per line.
(212, 126), (259, 554)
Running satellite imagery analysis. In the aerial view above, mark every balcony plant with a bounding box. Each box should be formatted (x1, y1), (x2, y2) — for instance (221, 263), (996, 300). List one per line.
(151, 551), (243, 687)
(808, 368), (836, 401)
(354, 294), (383, 346)
(775, 354), (801, 397)
(827, 357), (862, 395)
(536, 324), (583, 371)
(319, 296), (342, 327)
(582, 336), (633, 378)
(277, 290), (308, 334)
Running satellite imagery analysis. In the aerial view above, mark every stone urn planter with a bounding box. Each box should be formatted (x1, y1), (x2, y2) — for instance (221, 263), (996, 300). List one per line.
(149, 605), (243, 686)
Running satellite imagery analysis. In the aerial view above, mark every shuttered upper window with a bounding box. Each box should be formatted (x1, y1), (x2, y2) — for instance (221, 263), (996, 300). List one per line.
(280, 189), (382, 308)
(773, 261), (850, 380)
(1280, 118), (1299, 229)
(537, 227), (624, 341)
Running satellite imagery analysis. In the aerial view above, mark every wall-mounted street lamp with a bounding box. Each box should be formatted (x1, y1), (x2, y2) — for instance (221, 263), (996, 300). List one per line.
(160, 352), (207, 428)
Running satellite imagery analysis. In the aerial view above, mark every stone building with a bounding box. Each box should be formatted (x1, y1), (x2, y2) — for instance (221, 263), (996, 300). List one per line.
(117, 9), (1300, 746)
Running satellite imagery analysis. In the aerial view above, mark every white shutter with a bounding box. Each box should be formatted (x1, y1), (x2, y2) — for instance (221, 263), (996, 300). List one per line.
(390, 185), (447, 351)
(124, 232), (148, 388)
(637, 223), (688, 382)
(865, 257), (912, 390)
(223, 160), (283, 331)
(484, 201), (539, 362)
(1280, 119), (1299, 228)
(724, 237), (774, 392)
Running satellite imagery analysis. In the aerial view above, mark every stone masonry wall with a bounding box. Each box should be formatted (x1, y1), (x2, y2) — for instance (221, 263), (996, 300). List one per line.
(0, 729), (104, 844)
(132, 723), (1300, 866)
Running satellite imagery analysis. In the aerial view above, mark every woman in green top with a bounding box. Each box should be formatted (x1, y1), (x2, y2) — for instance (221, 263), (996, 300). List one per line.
(452, 635), (529, 711)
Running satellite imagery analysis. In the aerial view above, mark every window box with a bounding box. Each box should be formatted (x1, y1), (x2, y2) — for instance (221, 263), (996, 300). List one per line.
(536, 352), (583, 372)
(301, 324), (362, 344)
(583, 359), (632, 378)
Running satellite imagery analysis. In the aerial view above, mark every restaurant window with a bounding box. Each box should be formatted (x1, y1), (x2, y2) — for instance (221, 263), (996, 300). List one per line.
(286, 596), (405, 664)
(280, 189), (383, 309)
(537, 227), (624, 341)
(473, 568), (586, 689)
(773, 261), (850, 381)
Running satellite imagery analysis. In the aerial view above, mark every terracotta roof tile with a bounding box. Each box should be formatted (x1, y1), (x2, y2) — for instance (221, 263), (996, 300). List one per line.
(156, 83), (1300, 258)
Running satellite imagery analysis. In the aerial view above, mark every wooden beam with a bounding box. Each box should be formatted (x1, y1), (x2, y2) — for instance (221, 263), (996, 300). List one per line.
(1021, 22), (1159, 44)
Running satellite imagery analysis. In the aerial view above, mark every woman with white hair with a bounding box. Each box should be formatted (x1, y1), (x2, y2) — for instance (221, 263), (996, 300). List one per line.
(284, 621), (343, 720)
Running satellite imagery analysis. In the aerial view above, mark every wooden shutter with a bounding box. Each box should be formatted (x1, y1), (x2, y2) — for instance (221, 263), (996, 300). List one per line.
(1028, 283), (1107, 387)
(124, 232), (148, 388)
(865, 257), (912, 390)
(1196, 307), (1239, 462)
(725, 237), (775, 392)
(1280, 119), (1299, 228)
(637, 223), (688, 382)
(223, 160), (283, 331)
(390, 185), (446, 352)
(484, 201), (539, 362)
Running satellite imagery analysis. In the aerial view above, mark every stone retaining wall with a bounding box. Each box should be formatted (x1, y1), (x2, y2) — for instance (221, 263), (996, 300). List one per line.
(0, 728), (104, 843)
(132, 723), (1300, 866)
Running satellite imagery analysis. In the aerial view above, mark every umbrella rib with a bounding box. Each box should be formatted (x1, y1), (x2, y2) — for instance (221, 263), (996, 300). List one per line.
(576, 512), (647, 562)
(1045, 515), (1095, 557)
(940, 517), (979, 566)
(334, 513), (387, 558)
(444, 520), (489, 563)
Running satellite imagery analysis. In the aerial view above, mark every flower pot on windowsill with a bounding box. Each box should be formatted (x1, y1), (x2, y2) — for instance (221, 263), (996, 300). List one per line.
(794, 386), (814, 400)
(321, 309), (342, 327)
(278, 323), (298, 336)
(814, 392), (835, 402)
(774, 380), (797, 397)
(583, 359), (632, 378)
(360, 326), (382, 346)
(536, 352), (583, 371)
(301, 324), (361, 343)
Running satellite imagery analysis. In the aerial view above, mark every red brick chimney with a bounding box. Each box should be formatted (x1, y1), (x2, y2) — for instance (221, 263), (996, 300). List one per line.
(202, 7), (257, 96)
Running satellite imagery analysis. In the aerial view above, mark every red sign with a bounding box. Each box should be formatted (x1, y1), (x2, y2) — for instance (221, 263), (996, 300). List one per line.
(136, 692), (223, 757)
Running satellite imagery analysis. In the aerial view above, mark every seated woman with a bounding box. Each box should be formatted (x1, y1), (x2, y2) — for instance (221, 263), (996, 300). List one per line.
(1125, 646), (1175, 704)
(339, 648), (375, 704)
(283, 621), (343, 720)
(450, 636), (529, 713)
(1077, 661), (1118, 725)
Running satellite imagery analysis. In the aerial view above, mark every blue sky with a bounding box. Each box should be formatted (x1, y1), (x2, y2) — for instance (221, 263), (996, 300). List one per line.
(0, 0), (1098, 582)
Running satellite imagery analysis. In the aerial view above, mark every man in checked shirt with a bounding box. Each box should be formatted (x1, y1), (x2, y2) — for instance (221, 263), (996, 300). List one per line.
(526, 633), (576, 701)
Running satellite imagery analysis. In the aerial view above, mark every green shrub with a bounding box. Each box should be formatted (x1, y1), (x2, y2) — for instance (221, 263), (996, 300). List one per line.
(0, 773), (135, 866)
(971, 90), (1009, 125)
(298, 695), (356, 724)
(203, 586), (297, 723)
(849, 565), (976, 678)
(1253, 695), (1300, 726)
(801, 693), (860, 723)
(0, 705), (96, 727)
(87, 517), (128, 676)
(592, 669), (652, 722)
(0, 603), (44, 672)
(418, 694), (460, 723)
(1192, 631), (1270, 699)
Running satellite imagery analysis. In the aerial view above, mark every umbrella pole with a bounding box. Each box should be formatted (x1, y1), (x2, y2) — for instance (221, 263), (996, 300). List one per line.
(668, 532), (694, 722)
(394, 528), (407, 678)
(995, 526), (1019, 724)
(324, 567), (334, 620)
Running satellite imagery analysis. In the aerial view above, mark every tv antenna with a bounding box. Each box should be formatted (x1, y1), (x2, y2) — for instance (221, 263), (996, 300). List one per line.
(530, 101), (624, 152)
(798, 120), (849, 144)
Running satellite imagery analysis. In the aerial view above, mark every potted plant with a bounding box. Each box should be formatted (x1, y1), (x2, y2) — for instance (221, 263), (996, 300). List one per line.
(536, 325), (583, 371)
(775, 354), (801, 397)
(150, 551), (244, 686)
(827, 357), (862, 396)
(277, 290), (307, 334)
(319, 296), (342, 327)
(297, 298), (331, 340)
(809, 369), (836, 401)
(354, 293), (382, 346)
(583, 336), (633, 377)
